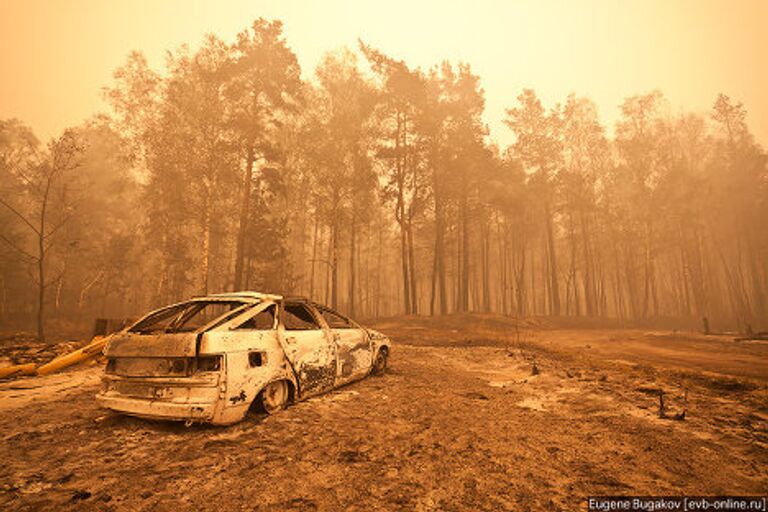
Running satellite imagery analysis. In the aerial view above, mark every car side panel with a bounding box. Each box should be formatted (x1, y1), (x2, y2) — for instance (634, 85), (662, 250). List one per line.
(277, 304), (337, 398)
(332, 328), (372, 385)
(280, 329), (337, 398)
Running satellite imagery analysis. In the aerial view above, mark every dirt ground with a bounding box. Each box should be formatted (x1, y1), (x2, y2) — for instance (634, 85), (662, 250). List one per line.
(1, 314), (766, 511)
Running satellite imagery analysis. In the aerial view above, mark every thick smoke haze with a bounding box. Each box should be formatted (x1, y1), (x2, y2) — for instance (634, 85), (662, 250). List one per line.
(1, 1), (767, 340)
(1, 0), (767, 147)
(1, 5), (767, 509)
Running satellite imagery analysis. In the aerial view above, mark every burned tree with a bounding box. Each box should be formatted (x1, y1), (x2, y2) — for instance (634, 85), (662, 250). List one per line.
(0, 127), (84, 341)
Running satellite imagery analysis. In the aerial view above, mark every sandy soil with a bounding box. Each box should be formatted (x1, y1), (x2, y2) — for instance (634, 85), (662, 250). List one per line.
(1, 315), (766, 511)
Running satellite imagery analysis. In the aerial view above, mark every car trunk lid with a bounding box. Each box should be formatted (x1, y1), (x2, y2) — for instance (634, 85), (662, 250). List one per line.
(105, 332), (199, 358)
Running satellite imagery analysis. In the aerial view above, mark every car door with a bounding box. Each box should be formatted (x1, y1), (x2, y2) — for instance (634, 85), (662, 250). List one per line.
(319, 307), (372, 385)
(198, 303), (281, 415)
(278, 302), (337, 398)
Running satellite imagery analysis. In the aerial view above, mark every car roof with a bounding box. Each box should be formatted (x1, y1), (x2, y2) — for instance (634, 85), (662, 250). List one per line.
(197, 293), (347, 317)
(188, 293), (359, 325)
(203, 291), (284, 302)
(282, 296), (310, 303)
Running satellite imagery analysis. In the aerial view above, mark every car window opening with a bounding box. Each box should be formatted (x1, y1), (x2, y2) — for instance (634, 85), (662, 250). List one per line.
(320, 309), (352, 329)
(129, 301), (246, 334)
(283, 304), (320, 330)
(248, 351), (265, 367)
(236, 305), (276, 330)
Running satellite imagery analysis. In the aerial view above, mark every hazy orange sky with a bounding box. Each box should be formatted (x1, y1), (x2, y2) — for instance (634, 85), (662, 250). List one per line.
(1, 0), (766, 148)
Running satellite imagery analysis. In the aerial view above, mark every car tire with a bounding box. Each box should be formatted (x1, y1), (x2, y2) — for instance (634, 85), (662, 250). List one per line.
(372, 349), (388, 376)
(260, 380), (289, 414)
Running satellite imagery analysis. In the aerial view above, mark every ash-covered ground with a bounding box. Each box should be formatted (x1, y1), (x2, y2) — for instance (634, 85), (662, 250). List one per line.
(1, 315), (766, 511)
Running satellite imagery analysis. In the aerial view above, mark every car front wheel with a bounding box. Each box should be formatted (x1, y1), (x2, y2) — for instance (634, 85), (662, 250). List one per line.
(372, 349), (388, 376)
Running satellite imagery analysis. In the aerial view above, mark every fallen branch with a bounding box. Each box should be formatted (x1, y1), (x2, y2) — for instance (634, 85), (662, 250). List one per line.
(0, 335), (110, 379)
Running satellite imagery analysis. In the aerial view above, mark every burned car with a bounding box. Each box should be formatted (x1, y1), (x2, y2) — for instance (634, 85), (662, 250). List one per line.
(96, 292), (391, 425)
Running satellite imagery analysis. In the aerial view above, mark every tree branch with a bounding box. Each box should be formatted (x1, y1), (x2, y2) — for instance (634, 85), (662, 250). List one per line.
(13, 167), (43, 196)
(43, 210), (76, 241)
(78, 268), (105, 308)
(44, 268), (66, 289)
(0, 197), (40, 235)
(0, 233), (38, 262)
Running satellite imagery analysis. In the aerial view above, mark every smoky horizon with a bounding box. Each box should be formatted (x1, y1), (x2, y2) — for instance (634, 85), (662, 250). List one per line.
(0, 6), (767, 336)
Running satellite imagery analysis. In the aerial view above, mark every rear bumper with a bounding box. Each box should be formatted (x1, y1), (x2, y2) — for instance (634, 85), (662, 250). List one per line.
(96, 393), (215, 422)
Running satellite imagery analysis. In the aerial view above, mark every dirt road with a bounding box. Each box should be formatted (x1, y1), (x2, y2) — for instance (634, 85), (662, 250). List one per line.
(1, 315), (766, 511)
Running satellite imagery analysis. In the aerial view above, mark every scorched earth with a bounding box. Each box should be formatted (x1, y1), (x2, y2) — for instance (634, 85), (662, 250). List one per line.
(1, 315), (766, 511)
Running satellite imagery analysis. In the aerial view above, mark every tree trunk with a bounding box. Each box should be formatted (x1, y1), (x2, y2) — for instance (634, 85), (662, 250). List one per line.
(407, 221), (417, 314)
(309, 200), (319, 300)
(233, 146), (256, 291)
(0, 273), (5, 322)
(579, 209), (596, 316)
(331, 219), (338, 310)
(529, 243), (537, 315)
(481, 218), (491, 312)
(498, 218), (508, 315)
(642, 220), (657, 319)
(37, 239), (45, 342)
(201, 187), (212, 295)
(515, 233), (527, 317)
(430, 234), (438, 316)
(459, 192), (470, 312)
(395, 112), (411, 315)
(432, 177), (448, 315)
(36, 174), (53, 342)
(376, 220), (383, 318)
(399, 219), (410, 314)
(349, 210), (357, 317)
(544, 199), (560, 315)
(568, 211), (580, 316)
(325, 226), (332, 305)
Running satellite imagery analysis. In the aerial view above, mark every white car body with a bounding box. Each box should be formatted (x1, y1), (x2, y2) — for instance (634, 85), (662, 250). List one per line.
(96, 292), (391, 425)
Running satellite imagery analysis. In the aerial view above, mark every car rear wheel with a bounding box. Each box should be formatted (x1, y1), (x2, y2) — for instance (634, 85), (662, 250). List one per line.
(260, 380), (289, 414)
(372, 349), (388, 376)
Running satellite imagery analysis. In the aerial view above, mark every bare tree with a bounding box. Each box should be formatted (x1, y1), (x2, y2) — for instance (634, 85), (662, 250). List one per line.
(0, 129), (84, 340)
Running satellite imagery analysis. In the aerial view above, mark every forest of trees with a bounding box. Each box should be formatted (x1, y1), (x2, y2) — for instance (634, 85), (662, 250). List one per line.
(1, 19), (767, 340)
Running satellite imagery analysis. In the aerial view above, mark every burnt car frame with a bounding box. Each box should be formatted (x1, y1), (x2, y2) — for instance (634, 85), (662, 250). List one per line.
(96, 292), (391, 425)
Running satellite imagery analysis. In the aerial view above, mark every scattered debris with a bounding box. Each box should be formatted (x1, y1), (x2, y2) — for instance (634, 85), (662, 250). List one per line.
(734, 331), (768, 342)
(0, 363), (37, 379)
(56, 473), (74, 484)
(0, 335), (109, 380)
(462, 391), (489, 400)
(36, 336), (109, 376)
(635, 385), (661, 396)
(70, 490), (92, 503)
(658, 389), (687, 421)
(0, 335), (82, 366)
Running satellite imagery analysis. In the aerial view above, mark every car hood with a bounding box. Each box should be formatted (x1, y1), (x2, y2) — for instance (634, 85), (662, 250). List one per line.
(105, 331), (198, 358)
(365, 328), (390, 342)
